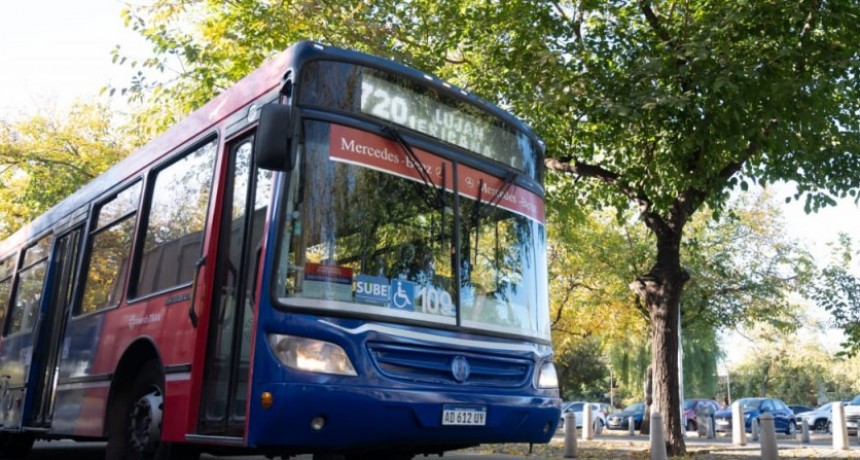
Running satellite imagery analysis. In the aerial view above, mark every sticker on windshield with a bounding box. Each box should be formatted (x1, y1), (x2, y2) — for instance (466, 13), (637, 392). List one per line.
(304, 263), (353, 302)
(389, 279), (416, 311)
(355, 275), (390, 306)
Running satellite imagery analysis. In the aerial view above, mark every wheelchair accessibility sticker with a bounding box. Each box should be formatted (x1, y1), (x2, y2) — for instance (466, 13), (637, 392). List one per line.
(389, 279), (416, 311)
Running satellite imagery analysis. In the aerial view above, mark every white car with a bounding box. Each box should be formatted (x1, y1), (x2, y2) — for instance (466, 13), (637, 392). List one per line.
(844, 395), (860, 434)
(795, 401), (847, 433)
(559, 401), (608, 432)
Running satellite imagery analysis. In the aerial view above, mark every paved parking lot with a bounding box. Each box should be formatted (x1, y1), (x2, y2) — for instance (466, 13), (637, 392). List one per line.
(21, 430), (860, 459)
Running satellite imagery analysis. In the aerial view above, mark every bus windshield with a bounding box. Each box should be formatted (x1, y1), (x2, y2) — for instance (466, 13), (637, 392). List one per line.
(274, 120), (550, 340)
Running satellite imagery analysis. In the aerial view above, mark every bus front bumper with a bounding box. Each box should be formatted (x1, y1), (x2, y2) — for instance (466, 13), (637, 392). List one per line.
(247, 382), (560, 452)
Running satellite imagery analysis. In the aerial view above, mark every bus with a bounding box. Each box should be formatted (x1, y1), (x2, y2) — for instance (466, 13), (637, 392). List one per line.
(0, 41), (559, 460)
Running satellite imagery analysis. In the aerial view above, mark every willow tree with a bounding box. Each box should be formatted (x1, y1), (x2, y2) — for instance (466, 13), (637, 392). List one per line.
(118, 0), (860, 454)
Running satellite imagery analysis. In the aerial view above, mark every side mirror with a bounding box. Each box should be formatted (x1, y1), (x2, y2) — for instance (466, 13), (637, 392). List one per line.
(254, 103), (294, 171)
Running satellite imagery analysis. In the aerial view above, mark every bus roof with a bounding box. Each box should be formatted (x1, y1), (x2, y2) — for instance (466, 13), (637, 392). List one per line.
(1, 41), (542, 256)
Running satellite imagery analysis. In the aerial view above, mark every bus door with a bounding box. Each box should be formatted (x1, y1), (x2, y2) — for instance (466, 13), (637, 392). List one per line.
(0, 234), (53, 429)
(25, 224), (83, 427)
(199, 134), (271, 435)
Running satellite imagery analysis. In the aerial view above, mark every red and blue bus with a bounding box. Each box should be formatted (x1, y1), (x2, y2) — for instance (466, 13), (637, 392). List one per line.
(0, 41), (559, 460)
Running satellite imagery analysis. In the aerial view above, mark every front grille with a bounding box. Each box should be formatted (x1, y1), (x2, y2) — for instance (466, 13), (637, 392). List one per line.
(367, 342), (532, 388)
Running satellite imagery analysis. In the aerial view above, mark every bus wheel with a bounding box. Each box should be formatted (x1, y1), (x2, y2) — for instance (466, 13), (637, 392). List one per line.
(0, 431), (35, 458)
(107, 361), (198, 460)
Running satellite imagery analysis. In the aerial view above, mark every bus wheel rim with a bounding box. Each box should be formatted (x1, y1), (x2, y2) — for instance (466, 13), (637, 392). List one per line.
(129, 389), (163, 457)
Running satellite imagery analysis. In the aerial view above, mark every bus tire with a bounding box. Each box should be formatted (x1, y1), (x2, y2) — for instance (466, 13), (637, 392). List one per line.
(0, 431), (35, 458)
(106, 360), (199, 460)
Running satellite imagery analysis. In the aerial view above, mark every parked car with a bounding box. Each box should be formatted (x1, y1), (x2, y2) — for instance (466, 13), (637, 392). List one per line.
(595, 402), (613, 418)
(843, 394), (860, 435)
(794, 401), (847, 433)
(606, 402), (645, 430)
(788, 405), (814, 415)
(713, 397), (797, 435)
(559, 401), (607, 431)
(683, 399), (721, 432)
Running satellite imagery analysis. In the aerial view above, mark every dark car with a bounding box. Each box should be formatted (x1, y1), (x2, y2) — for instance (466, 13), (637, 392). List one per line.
(788, 405), (813, 415)
(606, 403), (645, 430)
(683, 399), (721, 432)
(713, 397), (797, 435)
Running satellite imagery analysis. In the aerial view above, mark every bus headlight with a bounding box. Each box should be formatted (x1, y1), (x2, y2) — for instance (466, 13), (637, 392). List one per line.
(267, 334), (357, 376)
(536, 362), (559, 389)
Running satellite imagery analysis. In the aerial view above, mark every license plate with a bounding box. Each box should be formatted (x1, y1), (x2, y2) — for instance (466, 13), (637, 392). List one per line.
(716, 419), (729, 425)
(442, 405), (486, 426)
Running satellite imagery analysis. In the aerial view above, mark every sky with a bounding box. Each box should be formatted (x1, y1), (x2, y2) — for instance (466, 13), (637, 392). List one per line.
(3, 1), (860, 360)
(0, 0), (148, 116)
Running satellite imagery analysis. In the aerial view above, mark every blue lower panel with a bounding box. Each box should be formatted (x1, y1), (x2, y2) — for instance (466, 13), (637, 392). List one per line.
(248, 382), (559, 451)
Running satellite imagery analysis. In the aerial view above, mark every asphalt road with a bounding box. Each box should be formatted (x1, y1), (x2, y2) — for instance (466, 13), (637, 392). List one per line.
(17, 429), (860, 460)
(19, 441), (535, 460)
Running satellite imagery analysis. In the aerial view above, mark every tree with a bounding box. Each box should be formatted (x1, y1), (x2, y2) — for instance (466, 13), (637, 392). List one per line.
(119, 1), (860, 454)
(549, 188), (808, 406)
(0, 103), (129, 238)
(811, 234), (860, 357)
(727, 329), (857, 406)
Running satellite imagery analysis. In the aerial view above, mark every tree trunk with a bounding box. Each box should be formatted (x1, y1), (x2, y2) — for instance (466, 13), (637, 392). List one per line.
(631, 231), (688, 457)
(760, 362), (771, 397)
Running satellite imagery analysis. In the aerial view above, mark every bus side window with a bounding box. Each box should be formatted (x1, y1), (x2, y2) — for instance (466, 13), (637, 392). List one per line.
(0, 255), (17, 333)
(134, 139), (217, 298)
(79, 182), (142, 315)
(7, 235), (52, 334)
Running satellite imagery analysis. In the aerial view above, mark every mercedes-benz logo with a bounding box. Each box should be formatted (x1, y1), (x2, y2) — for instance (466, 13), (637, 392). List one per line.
(451, 356), (470, 383)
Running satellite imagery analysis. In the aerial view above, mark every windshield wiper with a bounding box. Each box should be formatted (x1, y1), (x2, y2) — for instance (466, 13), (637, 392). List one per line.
(471, 172), (518, 261)
(384, 125), (446, 210)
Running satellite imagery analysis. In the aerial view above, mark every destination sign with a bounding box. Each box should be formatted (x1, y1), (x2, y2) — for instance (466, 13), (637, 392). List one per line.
(360, 74), (525, 171)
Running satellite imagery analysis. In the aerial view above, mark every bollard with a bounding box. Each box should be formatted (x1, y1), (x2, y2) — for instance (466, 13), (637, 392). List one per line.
(833, 402), (849, 450)
(583, 403), (593, 440)
(758, 413), (779, 460)
(628, 416), (636, 436)
(563, 411), (577, 458)
(800, 419), (810, 443)
(649, 411), (667, 460)
(751, 417), (760, 442)
(732, 402), (747, 446)
(707, 416), (715, 439)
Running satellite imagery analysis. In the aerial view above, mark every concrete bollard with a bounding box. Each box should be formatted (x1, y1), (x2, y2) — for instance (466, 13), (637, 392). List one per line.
(707, 417), (715, 439)
(583, 403), (593, 440)
(758, 413), (779, 460)
(628, 416), (636, 436)
(649, 411), (668, 460)
(563, 411), (577, 458)
(751, 417), (760, 442)
(833, 403), (849, 450)
(732, 402), (747, 446)
(800, 419), (810, 443)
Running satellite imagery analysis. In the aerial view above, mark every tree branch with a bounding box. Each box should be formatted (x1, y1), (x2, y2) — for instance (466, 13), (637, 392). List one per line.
(551, 0), (583, 42)
(24, 156), (94, 180)
(639, 0), (692, 94)
(639, 0), (672, 43)
(546, 157), (673, 238)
